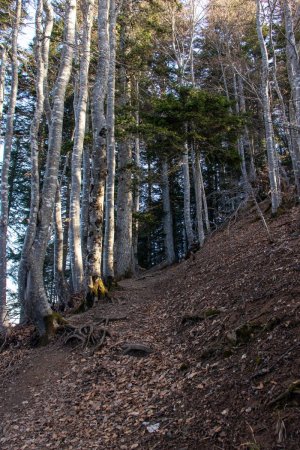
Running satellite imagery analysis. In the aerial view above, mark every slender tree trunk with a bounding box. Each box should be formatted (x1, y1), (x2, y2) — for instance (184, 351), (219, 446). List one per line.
(63, 179), (70, 274)
(283, 0), (300, 197)
(81, 131), (90, 270)
(233, 73), (248, 185)
(0, 44), (7, 128)
(18, 0), (77, 337)
(42, 0), (54, 128)
(114, 11), (134, 279)
(103, 0), (117, 282)
(268, 7), (300, 196)
(132, 102), (140, 271)
(162, 159), (176, 264)
(182, 142), (194, 248)
(70, 0), (94, 293)
(192, 147), (205, 246)
(54, 182), (70, 308)
(199, 159), (210, 232)
(86, 0), (109, 297)
(0, 0), (21, 329)
(256, 0), (281, 214)
(115, 140), (133, 278)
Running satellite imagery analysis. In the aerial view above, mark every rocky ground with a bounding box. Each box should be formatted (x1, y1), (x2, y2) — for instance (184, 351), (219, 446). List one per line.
(0, 203), (299, 450)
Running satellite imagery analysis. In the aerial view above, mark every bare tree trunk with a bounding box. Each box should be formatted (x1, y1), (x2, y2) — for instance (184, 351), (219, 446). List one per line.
(115, 140), (133, 278)
(283, 0), (300, 197)
(18, 0), (76, 337)
(132, 101), (140, 271)
(114, 10), (134, 279)
(256, 0), (281, 214)
(183, 143), (194, 248)
(0, 0), (21, 329)
(103, 0), (117, 282)
(86, 0), (109, 297)
(54, 182), (70, 308)
(192, 147), (205, 246)
(81, 132), (90, 270)
(268, 7), (300, 196)
(42, 0), (53, 128)
(199, 160), (210, 232)
(0, 44), (7, 128)
(162, 159), (176, 264)
(70, 0), (94, 293)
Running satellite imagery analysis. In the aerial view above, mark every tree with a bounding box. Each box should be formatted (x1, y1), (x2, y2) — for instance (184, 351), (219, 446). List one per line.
(256, 0), (281, 213)
(86, 0), (110, 301)
(70, 0), (95, 293)
(18, 0), (77, 337)
(0, 0), (22, 329)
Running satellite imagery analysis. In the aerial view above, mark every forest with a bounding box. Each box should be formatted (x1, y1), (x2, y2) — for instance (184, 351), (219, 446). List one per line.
(0, 0), (300, 448)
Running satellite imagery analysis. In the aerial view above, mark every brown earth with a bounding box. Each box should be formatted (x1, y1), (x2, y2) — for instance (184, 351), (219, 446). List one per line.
(0, 204), (300, 450)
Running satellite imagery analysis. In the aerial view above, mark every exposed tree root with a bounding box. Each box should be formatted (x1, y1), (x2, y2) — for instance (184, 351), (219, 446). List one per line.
(64, 323), (111, 350)
(122, 343), (152, 357)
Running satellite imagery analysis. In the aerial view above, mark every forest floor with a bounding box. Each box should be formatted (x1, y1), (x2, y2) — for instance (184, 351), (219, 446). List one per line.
(0, 202), (300, 450)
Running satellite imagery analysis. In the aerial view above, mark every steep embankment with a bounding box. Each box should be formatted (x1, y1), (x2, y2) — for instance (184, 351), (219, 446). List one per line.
(0, 204), (299, 450)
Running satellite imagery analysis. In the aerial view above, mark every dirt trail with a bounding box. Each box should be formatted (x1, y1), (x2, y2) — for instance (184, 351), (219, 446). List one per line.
(0, 270), (186, 450)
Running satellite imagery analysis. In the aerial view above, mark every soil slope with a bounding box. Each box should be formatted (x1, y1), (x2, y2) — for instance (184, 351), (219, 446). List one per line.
(0, 204), (300, 450)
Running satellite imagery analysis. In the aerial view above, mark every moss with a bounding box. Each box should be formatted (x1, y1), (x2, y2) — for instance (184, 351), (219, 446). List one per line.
(235, 323), (262, 344)
(39, 312), (66, 346)
(203, 308), (221, 318)
(262, 317), (281, 331)
(255, 355), (263, 366)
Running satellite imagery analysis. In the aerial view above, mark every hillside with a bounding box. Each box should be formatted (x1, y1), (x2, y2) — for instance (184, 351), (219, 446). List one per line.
(0, 204), (300, 450)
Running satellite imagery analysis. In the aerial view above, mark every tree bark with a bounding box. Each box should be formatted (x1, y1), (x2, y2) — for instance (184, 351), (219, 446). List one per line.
(86, 0), (110, 296)
(70, 0), (94, 293)
(0, 44), (7, 127)
(0, 0), (21, 329)
(54, 182), (70, 308)
(114, 9), (134, 279)
(182, 143), (194, 248)
(256, 0), (281, 214)
(114, 140), (133, 278)
(162, 159), (176, 264)
(192, 147), (205, 246)
(81, 125), (90, 270)
(283, 0), (300, 197)
(18, 0), (77, 337)
(103, 0), (117, 282)
(132, 98), (140, 271)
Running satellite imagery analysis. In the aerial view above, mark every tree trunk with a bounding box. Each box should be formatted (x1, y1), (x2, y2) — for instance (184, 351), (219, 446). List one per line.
(0, 44), (7, 127)
(81, 131), (90, 270)
(0, 0), (21, 329)
(192, 148), (205, 246)
(18, 0), (76, 337)
(103, 0), (117, 282)
(54, 183), (70, 308)
(182, 143), (194, 248)
(132, 101), (140, 271)
(114, 11), (134, 279)
(115, 140), (133, 278)
(42, 0), (53, 128)
(256, 0), (281, 214)
(86, 0), (110, 297)
(283, 0), (300, 197)
(70, 0), (94, 293)
(162, 159), (176, 264)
